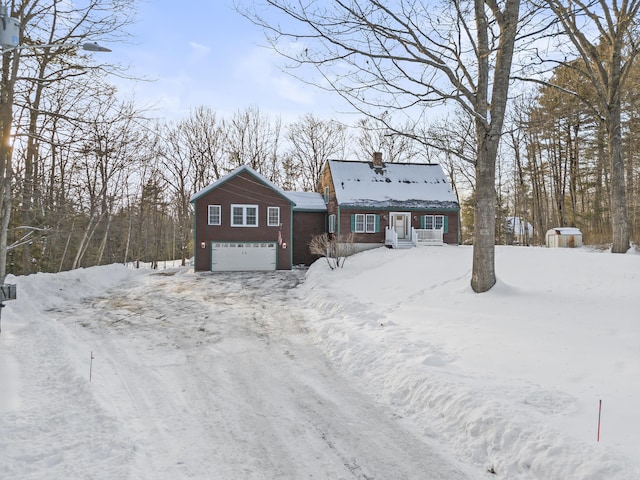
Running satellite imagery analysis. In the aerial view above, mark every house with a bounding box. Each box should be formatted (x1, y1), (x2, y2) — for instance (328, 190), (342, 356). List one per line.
(190, 165), (326, 272)
(545, 227), (583, 248)
(506, 216), (534, 245)
(191, 154), (460, 272)
(318, 153), (460, 249)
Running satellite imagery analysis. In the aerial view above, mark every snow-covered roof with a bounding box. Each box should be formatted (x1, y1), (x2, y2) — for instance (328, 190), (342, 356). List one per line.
(328, 160), (459, 209)
(507, 217), (534, 235)
(286, 191), (327, 212)
(190, 165), (326, 212)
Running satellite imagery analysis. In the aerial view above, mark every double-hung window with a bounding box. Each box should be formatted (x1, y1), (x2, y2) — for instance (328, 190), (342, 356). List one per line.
(424, 215), (434, 230)
(328, 214), (336, 233)
(231, 204), (258, 227)
(267, 207), (280, 226)
(365, 214), (377, 233)
(352, 213), (379, 233)
(423, 214), (447, 232)
(208, 205), (221, 225)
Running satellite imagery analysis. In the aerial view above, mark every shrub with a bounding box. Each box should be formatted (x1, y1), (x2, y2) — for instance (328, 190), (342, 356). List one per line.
(309, 233), (356, 269)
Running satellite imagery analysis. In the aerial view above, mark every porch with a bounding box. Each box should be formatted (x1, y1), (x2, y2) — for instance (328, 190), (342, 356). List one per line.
(385, 226), (444, 248)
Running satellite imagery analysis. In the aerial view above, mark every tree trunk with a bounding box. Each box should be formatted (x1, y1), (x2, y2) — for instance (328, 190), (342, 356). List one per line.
(470, 0), (520, 292)
(472, 131), (498, 291)
(608, 96), (630, 252)
(0, 48), (18, 284)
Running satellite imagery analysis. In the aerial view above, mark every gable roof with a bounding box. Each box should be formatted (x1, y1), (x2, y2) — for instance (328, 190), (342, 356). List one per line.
(327, 160), (459, 210)
(189, 165), (326, 212)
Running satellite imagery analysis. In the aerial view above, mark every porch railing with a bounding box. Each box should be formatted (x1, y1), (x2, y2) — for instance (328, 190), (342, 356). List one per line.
(415, 228), (444, 246)
(385, 226), (398, 248)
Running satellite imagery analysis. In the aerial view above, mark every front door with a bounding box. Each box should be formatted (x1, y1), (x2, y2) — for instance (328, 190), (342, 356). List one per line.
(392, 213), (410, 239)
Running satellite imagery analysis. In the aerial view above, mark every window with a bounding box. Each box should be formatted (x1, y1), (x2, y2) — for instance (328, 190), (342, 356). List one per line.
(328, 214), (336, 233)
(208, 205), (221, 225)
(365, 214), (377, 233)
(267, 207), (280, 226)
(423, 214), (447, 232)
(424, 215), (434, 230)
(324, 186), (330, 203)
(352, 213), (379, 233)
(231, 204), (258, 227)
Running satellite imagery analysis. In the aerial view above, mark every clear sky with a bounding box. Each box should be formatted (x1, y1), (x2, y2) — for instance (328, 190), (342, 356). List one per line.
(109, 0), (350, 123)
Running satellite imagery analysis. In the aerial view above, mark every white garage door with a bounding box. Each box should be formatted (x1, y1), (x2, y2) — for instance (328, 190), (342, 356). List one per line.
(211, 242), (277, 272)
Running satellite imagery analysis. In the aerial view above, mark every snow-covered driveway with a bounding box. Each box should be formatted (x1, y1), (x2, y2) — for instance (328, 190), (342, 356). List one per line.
(4, 268), (469, 479)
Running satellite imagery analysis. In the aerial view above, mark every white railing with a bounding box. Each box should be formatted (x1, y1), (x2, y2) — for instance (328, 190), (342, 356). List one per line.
(415, 228), (444, 246)
(385, 226), (398, 248)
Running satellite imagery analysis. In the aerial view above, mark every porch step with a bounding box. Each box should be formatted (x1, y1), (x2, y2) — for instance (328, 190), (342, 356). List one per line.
(395, 240), (415, 249)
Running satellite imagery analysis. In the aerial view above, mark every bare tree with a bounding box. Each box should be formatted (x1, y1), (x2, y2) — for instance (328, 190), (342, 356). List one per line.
(155, 107), (225, 266)
(243, 0), (523, 292)
(0, 0), (134, 281)
(286, 113), (347, 191)
(71, 98), (143, 269)
(353, 116), (421, 164)
(224, 106), (283, 183)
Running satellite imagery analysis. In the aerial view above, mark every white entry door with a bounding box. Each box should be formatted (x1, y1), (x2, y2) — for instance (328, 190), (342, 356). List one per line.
(211, 242), (277, 271)
(392, 214), (410, 239)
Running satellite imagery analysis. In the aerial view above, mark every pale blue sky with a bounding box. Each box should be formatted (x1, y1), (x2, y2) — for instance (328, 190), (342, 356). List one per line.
(109, 1), (348, 123)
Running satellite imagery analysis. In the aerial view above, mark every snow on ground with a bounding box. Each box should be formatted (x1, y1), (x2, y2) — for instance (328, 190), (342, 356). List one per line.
(298, 246), (640, 479)
(0, 246), (639, 479)
(0, 263), (468, 479)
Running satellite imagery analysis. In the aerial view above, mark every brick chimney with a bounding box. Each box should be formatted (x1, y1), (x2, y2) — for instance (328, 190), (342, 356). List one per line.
(372, 151), (383, 167)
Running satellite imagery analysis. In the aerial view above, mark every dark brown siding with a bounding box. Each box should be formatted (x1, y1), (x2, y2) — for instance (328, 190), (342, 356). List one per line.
(318, 163), (338, 217)
(337, 209), (386, 244)
(193, 171), (293, 271)
(292, 211), (326, 266)
(337, 209), (459, 245)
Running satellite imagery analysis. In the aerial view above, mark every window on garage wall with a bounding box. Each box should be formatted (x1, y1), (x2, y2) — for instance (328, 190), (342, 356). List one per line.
(208, 205), (221, 225)
(231, 204), (258, 227)
(267, 207), (280, 226)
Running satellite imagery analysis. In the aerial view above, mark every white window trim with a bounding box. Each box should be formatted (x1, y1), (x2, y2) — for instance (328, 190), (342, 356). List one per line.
(365, 214), (376, 233)
(231, 204), (259, 227)
(424, 214), (434, 230)
(208, 205), (221, 225)
(354, 213), (365, 233)
(267, 206), (280, 227)
(328, 214), (336, 233)
(424, 214), (444, 230)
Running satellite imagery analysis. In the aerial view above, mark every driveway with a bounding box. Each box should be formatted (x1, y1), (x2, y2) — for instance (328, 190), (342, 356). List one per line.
(54, 269), (469, 479)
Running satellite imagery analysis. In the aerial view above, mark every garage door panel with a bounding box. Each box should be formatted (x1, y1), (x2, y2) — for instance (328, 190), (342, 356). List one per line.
(211, 242), (276, 271)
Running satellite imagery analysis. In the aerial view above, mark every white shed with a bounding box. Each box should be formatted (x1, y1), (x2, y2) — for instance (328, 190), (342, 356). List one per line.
(545, 227), (583, 248)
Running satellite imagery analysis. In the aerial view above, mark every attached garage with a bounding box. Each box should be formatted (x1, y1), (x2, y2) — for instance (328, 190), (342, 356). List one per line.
(191, 165), (326, 272)
(211, 242), (277, 272)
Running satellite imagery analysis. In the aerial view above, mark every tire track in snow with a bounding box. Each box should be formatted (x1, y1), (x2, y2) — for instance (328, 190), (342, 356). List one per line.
(58, 268), (470, 480)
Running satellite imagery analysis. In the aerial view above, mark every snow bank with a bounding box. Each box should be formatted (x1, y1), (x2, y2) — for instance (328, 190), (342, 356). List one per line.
(298, 246), (640, 479)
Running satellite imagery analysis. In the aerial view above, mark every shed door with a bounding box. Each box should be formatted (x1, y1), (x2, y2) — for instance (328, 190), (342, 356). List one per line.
(211, 242), (277, 271)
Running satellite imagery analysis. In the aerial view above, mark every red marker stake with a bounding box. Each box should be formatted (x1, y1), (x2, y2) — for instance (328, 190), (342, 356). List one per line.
(597, 400), (602, 442)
